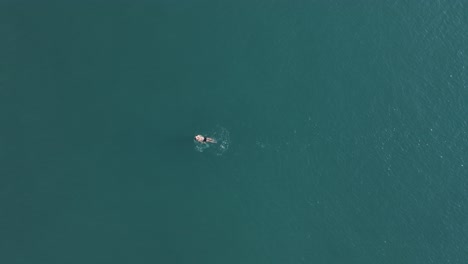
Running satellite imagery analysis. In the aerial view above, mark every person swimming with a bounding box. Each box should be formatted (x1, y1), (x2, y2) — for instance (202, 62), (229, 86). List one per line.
(194, 134), (217, 143)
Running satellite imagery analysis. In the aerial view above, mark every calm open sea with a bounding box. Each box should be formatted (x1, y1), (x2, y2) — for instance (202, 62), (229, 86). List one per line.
(1, 1), (467, 263)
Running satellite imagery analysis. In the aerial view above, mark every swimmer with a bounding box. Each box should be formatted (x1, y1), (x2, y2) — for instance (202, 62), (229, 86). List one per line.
(194, 134), (217, 143)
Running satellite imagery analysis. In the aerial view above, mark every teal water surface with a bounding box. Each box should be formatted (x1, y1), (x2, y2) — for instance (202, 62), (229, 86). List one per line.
(1, 1), (467, 263)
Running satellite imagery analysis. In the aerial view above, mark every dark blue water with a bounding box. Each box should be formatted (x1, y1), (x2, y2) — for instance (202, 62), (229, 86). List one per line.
(1, 1), (467, 263)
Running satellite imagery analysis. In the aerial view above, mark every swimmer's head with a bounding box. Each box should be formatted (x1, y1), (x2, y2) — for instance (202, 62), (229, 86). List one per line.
(194, 135), (204, 142)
